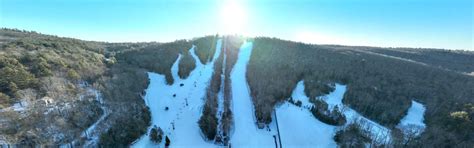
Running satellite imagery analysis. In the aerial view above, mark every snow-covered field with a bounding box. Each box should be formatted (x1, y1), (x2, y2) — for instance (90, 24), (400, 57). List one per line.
(397, 100), (426, 136)
(132, 40), (222, 147)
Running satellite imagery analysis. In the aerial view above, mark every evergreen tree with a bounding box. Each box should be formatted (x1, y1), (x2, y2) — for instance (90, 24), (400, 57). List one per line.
(165, 136), (171, 147)
(150, 125), (163, 143)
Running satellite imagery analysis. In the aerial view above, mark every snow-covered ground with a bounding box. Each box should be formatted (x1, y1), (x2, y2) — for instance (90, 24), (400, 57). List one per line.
(288, 81), (314, 108)
(0, 101), (28, 112)
(60, 84), (109, 147)
(8, 101), (28, 112)
(81, 87), (109, 146)
(319, 83), (392, 145)
(132, 40), (222, 147)
(275, 81), (393, 147)
(397, 100), (426, 136)
(230, 41), (279, 147)
(275, 81), (337, 148)
(276, 104), (338, 148)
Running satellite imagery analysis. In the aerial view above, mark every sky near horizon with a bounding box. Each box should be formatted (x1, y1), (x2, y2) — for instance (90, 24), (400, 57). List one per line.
(1, 0), (472, 50)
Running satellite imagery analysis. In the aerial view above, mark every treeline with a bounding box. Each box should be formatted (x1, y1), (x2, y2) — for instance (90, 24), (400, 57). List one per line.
(193, 35), (219, 64)
(247, 37), (474, 147)
(117, 40), (192, 85)
(178, 49), (196, 79)
(119, 36), (220, 84)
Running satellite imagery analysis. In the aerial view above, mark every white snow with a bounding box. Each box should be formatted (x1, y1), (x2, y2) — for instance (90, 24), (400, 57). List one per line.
(289, 81), (314, 108)
(276, 81), (337, 148)
(60, 84), (109, 147)
(275, 81), (393, 147)
(132, 39), (222, 147)
(275, 81), (338, 148)
(0, 101), (28, 112)
(397, 100), (426, 136)
(230, 41), (279, 147)
(469, 71), (474, 76)
(320, 84), (392, 145)
(81, 87), (109, 146)
(276, 104), (338, 148)
(10, 101), (28, 111)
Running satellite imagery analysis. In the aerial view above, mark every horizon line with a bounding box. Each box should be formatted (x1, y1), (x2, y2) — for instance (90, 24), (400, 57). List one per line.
(2, 27), (472, 51)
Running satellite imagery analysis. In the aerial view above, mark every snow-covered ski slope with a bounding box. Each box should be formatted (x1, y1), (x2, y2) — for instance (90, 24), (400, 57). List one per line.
(132, 39), (426, 148)
(275, 81), (337, 148)
(230, 41), (279, 147)
(132, 40), (222, 147)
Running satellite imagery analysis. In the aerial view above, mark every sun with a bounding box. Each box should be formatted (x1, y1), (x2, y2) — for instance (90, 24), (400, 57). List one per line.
(219, 0), (247, 35)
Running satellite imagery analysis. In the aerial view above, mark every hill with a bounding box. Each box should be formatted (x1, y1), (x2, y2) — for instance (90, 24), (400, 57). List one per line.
(0, 29), (473, 147)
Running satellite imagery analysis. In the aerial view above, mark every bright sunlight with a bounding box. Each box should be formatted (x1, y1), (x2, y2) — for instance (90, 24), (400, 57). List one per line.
(219, 0), (248, 35)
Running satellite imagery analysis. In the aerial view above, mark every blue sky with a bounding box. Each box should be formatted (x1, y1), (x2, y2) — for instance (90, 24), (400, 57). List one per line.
(1, 0), (472, 50)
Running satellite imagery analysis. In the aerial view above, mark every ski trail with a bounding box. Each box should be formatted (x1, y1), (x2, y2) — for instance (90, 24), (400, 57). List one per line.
(132, 39), (222, 147)
(230, 41), (278, 147)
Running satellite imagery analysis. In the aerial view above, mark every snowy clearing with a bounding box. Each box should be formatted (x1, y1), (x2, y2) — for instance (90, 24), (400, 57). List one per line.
(132, 39), (222, 147)
(275, 81), (337, 148)
(276, 81), (393, 147)
(397, 100), (426, 136)
(319, 83), (392, 145)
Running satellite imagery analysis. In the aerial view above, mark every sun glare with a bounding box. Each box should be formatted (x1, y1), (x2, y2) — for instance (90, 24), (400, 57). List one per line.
(219, 0), (247, 35)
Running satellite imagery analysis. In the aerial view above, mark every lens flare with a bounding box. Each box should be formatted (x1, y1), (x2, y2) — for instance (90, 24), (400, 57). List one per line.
(219, 0), (247, 35)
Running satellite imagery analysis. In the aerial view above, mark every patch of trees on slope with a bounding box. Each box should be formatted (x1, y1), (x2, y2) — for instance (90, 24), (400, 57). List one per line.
(198, 36), (243, 145)
(247, 37), (474, 147)
(0, 29), (107, 146)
